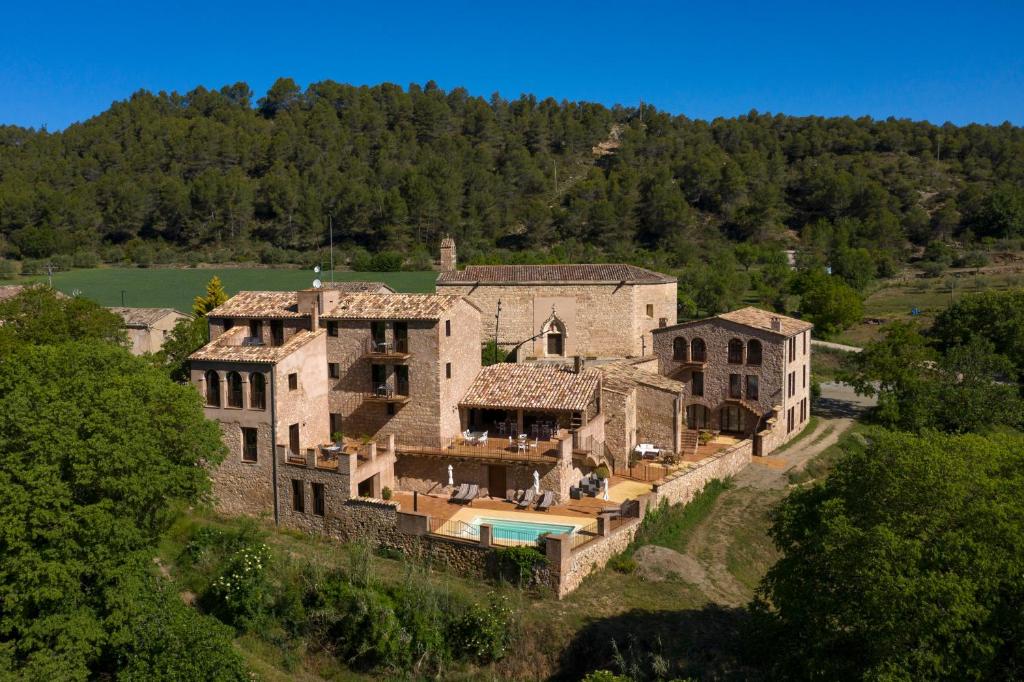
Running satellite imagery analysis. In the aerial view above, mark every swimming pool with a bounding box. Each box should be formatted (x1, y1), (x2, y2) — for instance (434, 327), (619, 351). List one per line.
(468, 516), (579, 544)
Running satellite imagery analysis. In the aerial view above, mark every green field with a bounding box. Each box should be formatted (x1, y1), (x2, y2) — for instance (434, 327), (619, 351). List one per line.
(5, 267), (438, 310)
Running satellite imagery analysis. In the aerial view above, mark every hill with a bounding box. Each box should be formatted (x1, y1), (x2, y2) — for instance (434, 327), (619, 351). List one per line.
(1, 78), (1023, 271)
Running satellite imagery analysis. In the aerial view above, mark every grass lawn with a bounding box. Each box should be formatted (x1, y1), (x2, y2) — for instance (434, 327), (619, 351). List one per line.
(835, 268), (1024, 347)
(3, 267), (437, 310)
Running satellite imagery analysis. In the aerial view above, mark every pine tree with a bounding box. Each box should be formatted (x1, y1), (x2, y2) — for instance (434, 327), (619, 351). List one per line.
(192, 276), (228, 317)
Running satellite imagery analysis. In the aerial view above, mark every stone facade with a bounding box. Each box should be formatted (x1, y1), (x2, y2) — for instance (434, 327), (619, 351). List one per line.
(652, 312), (813, 454)
(599, 363), (685, 470)
(109, 307), (188, 355)
(437, 280), (677, 359)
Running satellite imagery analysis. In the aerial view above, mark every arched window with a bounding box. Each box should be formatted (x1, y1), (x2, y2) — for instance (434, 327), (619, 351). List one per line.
(673, 337), (688, 361)
(747, 339), (762, 365)
(728, 338), (744, 364)
(690, 338), (706, 362)
(226, 371), (243, 408)
(204, 370), (221, 407)
(250, 372), (266, 410)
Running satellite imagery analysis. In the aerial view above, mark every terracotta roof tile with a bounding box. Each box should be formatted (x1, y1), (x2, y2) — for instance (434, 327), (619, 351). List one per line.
(598, 362), (685, 393)
(322, 281), (395, 293)
(460, 364), (600, 412)
(323, 293), (464, 321)
(108, 307), (187, 327)
(189, 326), (323, 364)
(654, 306), (813, 337)
(437, 263), (675, 285)
(716, 307), (813, 336)
(207, 291), (302, 319)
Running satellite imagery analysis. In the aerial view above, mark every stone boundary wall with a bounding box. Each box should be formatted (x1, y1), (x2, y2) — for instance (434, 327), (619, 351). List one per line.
(650, 439), (752, 508)
(549, 439), (752, 598)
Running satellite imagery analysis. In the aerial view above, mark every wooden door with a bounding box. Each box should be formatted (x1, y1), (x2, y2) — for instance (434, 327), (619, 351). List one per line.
(488, 465), (507, 498)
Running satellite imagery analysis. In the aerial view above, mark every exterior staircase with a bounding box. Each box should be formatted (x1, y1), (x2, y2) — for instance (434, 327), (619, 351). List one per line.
(681, 429), (699, 456)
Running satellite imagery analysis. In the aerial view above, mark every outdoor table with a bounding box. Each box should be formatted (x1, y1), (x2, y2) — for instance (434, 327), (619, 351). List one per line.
(635, 444), (660, 459)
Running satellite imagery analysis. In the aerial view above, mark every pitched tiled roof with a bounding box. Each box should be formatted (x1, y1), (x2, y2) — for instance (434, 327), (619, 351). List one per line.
(437, 263), (675, 285)
(189, 326), (324, 364)
(653, 306), (813, 337)
(323, 293), (464, 321)
(460, 364), (601, 412)
(207, 291), (302, 319)
(0, 284), (69, 301)
(716, 307), (813, 336)
(322, 281), (395, 293)
(598, 362), (685, 394)
(108, 307), (186, 328)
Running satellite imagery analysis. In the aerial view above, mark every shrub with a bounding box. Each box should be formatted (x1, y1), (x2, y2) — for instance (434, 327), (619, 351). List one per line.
(381, 486), (392, 500)
(202, 538), (273, 631)
(349, 247), (373, 271)
(370, 251), (404, 272)
(72, 250), (100, 268)
(448, 594), (513, 663)
(50, 253), (74, 271)
(593, 463), (610, 480)
(810, 377), (822, 402)
(606, 553), (637, 574)
(698, 430), (714, 445)
(494, 545), (548, 586)
(0, 258), (22, 279)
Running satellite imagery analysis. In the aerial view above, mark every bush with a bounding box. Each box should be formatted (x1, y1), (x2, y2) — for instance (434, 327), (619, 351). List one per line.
(0, 258), (22, 279)
(205, 540), (273, 630)
(594, 464), (610, 480)
(494, 545), (548, 586)
(381, 486), (392, 500)
(50, 253), (74, 271)
(72, 250), (100, 268)
(370, 251), (404, 272)
(349, 247), (373, 271)
(606, 553), (637, 574)
(810, 377), (822, 402)
(448, 594), (513, 663)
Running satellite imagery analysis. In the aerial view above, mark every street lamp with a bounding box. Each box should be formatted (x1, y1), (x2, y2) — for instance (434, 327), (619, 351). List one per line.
(493, 299), (503, 365)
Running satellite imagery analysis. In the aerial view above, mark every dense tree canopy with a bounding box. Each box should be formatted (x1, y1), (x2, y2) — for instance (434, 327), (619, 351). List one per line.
(1, 79), (1022, 270)
(0, 289), (244, 678)
(756, 429), (1024, 680)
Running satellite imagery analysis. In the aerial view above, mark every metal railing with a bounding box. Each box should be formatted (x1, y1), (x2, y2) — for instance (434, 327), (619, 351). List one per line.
(428, 517), (478, 542)
(397, 435), (559, 462)
(621, 462), (667, 482)
(366, 337), (410, 355)
(490, 527), (547, 548)
(570, 519), (600, 551)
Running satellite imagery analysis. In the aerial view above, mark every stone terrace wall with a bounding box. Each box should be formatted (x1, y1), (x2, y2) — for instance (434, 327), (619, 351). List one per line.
(650, 438), (752, 507)
(556, 517), (642, 597)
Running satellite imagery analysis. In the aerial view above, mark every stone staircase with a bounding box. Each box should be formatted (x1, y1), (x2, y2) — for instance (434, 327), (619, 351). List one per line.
(681, 429), (699, 456)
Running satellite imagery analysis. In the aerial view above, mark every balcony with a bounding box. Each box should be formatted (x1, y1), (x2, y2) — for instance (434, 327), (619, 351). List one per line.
(362, 337), (410, 361)
(364, 383), (410, 404)
(396, 434), (561, 463)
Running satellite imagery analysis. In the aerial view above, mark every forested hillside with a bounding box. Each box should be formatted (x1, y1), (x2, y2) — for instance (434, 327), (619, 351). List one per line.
(1, 78), (1023, 270)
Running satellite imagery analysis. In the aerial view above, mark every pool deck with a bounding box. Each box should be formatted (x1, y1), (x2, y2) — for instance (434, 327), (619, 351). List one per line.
(391, 474), (651, 525)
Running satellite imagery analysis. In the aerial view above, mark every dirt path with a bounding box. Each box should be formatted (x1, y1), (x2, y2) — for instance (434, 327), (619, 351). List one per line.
(666, 384), (873, 605)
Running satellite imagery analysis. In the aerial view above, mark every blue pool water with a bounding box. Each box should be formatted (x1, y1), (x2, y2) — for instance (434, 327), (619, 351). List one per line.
(469, 516), (578, 543)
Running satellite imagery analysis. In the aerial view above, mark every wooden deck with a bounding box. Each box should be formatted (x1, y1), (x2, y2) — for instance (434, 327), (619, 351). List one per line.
(392, 485), (630, 523)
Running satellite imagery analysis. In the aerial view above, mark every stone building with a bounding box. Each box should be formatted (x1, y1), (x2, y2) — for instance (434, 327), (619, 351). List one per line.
(651, 307), (813, 455)
(108, 306), (188, 355)
(597, 360), (686, 470)
(435, 238), (677, 359)
(190, 286), (481, 518)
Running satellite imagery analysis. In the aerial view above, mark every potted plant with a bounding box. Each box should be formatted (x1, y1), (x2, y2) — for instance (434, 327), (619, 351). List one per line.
(593, 464), (610, 480)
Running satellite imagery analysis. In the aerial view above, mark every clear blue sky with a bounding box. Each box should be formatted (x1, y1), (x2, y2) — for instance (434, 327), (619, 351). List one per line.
(2, 0), (1022, 130)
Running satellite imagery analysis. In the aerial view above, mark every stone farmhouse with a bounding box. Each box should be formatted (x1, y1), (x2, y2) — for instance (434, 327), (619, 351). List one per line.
(435, 237), (677, 359)
(108, 306), (188, 355)
(651, 307), (813, 456)
(186, 271), (813, 596)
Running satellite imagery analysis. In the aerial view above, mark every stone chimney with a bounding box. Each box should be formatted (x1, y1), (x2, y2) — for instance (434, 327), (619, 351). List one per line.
(770, 316), (782, 332)
(573, 355), (585, 374)
(439, 235), (456, 272)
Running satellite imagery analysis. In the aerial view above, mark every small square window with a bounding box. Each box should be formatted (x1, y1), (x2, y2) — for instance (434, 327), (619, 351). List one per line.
(646, 304), (654, 318)
(328, 363), (340, 379)
(288, 373), (297, 390)
(326, 321), (338, 337)
(445, 320), (451, 337)
(445, 362), (452, 379)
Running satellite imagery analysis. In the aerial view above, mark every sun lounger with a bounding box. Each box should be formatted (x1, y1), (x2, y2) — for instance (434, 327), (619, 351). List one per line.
(460, 484), (479, 504)
(516, 488), (536, 509)
(535, 491), (554, 511)
(506, 489), (524, 504)
(449, 483), (469, 502)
